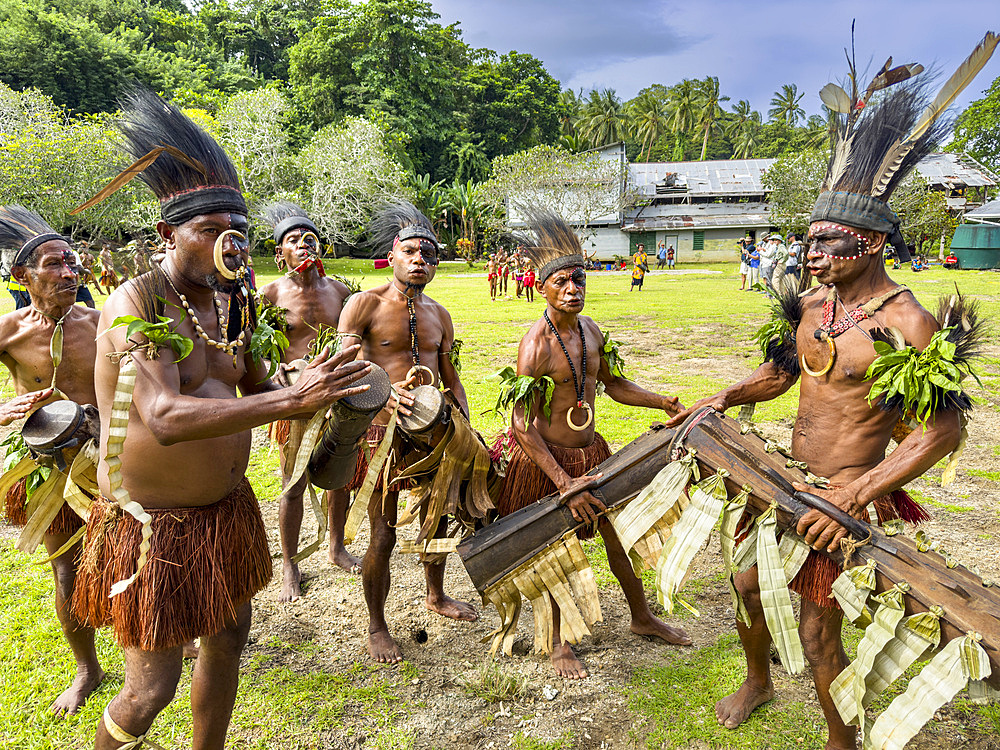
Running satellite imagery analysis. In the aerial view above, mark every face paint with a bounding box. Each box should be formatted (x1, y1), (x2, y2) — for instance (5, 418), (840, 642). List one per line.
(418, 239), (439, 266)
(807, 221), (873, 260)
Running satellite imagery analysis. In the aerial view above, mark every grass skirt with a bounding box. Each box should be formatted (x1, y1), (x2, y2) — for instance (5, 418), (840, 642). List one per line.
(71, 478), (272, 650)
(493, 433), (611, 540)
(4, 477), (83, 535)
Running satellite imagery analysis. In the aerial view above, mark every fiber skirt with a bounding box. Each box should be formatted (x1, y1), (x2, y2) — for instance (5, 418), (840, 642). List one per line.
(71, 478), (272, 650)
(4, 477), (83, 536)
(494, 433), (611, 540)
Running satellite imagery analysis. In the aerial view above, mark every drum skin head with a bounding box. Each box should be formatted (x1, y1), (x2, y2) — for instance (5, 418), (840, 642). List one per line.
(22, 400), (85, 451)
(397, 385), (445, 434)
(341, 363), (392, 414)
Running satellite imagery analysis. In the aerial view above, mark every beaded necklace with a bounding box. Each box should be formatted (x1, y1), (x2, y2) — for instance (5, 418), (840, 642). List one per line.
(163, 272), (245, 357)
(543, 310), (593, 431)
(392, 282), (421, 366)
(801, 284), (909, 377)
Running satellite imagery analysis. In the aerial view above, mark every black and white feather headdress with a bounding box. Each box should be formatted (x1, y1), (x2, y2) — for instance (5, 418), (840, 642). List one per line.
(811, 31), (998, 260)
(0, 205), (67, 272)
(516, 207), (585, 286)
(73, 87), (247, 224)
(368, 201), (439, 259)
(261, 201), (319, 245)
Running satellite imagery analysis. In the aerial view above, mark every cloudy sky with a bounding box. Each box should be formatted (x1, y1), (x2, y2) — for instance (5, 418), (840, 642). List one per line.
(429, 0), (999, 118)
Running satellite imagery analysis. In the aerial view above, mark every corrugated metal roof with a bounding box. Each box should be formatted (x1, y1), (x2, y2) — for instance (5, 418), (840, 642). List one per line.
(629, 159), (776, 197)
(966, 199), (1000, 218)
(623, 201), (771, 230)
(628, 153), (996, 198)
(914, 153), (997, 188)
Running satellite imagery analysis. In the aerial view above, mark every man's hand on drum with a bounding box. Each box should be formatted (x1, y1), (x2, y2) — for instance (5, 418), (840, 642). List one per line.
(664, 392), (729, 428)
(387, 373), (418, 417)
(293, 344), (371, 411)
(557, 472), (606, 524)
(793, 483), (865, 553)
(0, 389), (53, 426)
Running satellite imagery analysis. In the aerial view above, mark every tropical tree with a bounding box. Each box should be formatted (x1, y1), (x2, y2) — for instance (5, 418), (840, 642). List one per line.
(769, 83), (806, 126)
(629, 91), (670, 162)
(948, 73), (1000, 174)
(577, 88), (627, 148)
(558, 88), (583, 138)
(726, 99), (762, 158)
(695, 76), (730, 160)
(299, 116), (408, 249)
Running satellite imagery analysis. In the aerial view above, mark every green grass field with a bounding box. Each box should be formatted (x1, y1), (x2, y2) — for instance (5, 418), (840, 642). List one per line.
(1, 259), (997, 748)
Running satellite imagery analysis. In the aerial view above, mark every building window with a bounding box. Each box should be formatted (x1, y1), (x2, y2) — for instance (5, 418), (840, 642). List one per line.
(693, 231), (705, 251)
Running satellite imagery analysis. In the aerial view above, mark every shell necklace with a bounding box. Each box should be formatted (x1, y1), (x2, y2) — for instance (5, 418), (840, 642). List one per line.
(543, 310), (593, 431)
(163, 273), (245, 357)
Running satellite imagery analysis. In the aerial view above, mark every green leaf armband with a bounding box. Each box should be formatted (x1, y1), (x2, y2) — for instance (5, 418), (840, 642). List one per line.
(600, 332), (626, 378)
(111, 314), (194, 363)
(492, 366), (556, 424)
(865, 327), (979, 426)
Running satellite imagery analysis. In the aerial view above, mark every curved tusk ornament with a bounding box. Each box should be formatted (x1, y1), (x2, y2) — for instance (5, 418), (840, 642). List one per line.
(213, 229), (246, 280)
(566, 401), (594, 432)
(801, 336), (836, 378)
(406, 365), (436, 387)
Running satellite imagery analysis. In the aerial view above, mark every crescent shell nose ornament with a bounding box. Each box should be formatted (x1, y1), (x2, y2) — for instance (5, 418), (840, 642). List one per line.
(566, 401), (594, 432)
(214, 229), (247, 280)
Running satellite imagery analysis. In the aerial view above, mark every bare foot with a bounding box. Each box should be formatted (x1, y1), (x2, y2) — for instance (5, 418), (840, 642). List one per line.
(328, 544), (362, 574)
(715, 679), (774, 729)
(182, 640), (199, 659)
(550, 643), (588, 679)
(51, 666), (104, 718)
(368, 629), (403, 663)
(280, 561), (302, 602)
(425, 594), (478, 622)
(631, 617), (693, 646)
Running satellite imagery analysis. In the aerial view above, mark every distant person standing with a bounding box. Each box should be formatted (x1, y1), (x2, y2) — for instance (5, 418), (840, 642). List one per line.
(757, 234), (776, 290)
(630, 261), (645, 291)
(770, 235), (789, 290)
(633, 244), (649, 272)
(523, 263), (536, 301)
(746, 241), (760, 290)
(666, 245), (675, 269)
(656, 242), (666, 269)
(786, 234), (803, 282)
(738, 238), (751, 290)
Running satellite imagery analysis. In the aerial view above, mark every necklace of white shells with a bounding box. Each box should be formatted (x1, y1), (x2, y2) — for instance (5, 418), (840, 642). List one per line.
(162, 271), (245, 356)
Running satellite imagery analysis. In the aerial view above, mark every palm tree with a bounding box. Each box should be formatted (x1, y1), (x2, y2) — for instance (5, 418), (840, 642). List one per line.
(558, 132), (586, 153)
(726, 100), (762, 158)
(731, 116), (763, 158)
(629, 91), (670, 162)
(768, 83), (806, 126)
(557, 89), (583, 138)
(801, 114), (829, 149)
(577, 88), (627, 148)
(695, 76), (730, 160)
(667, 79), (698, 136)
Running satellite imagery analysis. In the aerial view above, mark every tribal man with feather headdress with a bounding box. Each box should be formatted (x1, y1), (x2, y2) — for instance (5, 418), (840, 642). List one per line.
(0, 205), (103, 716)
(494, 208), (690, 679)
(337, 200), (479, 664)
(69, 87), (372, 750)
(668, 32), (997, 749)
(258, 201), (360, 599)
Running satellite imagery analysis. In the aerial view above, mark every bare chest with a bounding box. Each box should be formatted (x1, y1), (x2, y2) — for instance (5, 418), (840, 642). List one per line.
(797, 306), (880, 384)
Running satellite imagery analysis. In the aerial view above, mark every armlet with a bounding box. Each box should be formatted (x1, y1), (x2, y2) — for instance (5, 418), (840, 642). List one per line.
(754, 287), (804, 377)
(865, 328), (979, 425)
(492, 366), (556, 424)
(600, 332), (626, 378)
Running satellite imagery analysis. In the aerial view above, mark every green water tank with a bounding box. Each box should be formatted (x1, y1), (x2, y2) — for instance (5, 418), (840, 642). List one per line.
(948, 224), (1000, 269)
